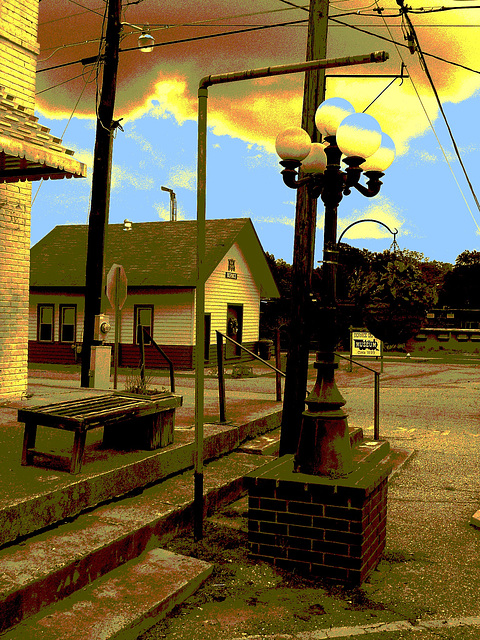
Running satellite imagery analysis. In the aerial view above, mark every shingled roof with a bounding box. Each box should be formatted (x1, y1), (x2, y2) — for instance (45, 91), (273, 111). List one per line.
(30, 218), (279, 298)
(0, 87), (86, 183)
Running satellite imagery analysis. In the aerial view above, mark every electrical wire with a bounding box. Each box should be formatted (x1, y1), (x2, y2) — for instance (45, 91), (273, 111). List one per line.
(66, 0), (104, 18)
(39, 39), (102, 63)
(32, 65), (94, 207)
(35, 71), (89, 95)
(328, 17), (480, 75)
(397, 1), (480, 228)
(39, 8), (104, 26)
(37, 18), (309, 73)
(117, 19), (309, 55)
(365, 0), (480, 233)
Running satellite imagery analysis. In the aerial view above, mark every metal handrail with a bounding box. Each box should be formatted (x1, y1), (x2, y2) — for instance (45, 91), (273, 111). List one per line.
(335, 351), (381, 440)
(216, 331), (284, 423)
(138, 327), (176, 393)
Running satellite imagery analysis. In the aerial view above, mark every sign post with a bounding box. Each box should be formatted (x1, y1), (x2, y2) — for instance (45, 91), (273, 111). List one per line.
(106, 263), (128, 388)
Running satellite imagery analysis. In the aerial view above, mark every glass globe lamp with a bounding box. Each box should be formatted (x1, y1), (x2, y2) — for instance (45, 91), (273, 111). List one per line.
(361, 132), (396, 172)
(315, 98), (355, 137)
(336, 112), (382, 160)
(301, 143), (327, 174)
(275, 127), (312, 162)
(138, 30), (155, 52)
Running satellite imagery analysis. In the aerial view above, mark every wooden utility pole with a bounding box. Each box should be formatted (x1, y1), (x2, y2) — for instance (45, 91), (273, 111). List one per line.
(279, 0), (329, 455)
(81, 0), (122, 387)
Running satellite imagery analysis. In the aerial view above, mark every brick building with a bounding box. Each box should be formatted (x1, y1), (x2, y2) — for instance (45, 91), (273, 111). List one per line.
(0, 0), (85, 399)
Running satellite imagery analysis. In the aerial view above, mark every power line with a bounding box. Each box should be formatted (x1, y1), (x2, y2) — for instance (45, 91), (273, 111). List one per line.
(37, 18), (309, 72)
(36, 70), (89, 95)
(369, 0), (480, 233)
(328, 17), (480, 75)
(66, 0), (104, 18)
(398, 1), (480, 226)
(39, 8), (103, 26)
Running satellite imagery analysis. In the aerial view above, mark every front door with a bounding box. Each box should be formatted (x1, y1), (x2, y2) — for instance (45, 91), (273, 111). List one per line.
(226, 305), (243, 358)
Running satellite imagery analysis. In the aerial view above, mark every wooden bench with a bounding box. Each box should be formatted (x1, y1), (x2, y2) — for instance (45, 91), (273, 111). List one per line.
(18, 393), (183, 475)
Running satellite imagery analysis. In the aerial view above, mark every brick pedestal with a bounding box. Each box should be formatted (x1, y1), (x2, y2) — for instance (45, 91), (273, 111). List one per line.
(245, 454), (391, 584)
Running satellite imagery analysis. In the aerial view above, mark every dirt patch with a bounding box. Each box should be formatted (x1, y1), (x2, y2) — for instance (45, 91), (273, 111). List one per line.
(138, 499), (397, 640)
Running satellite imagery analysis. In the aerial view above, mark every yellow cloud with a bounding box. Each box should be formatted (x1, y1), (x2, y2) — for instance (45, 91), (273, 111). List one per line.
(336, 197), (405, 241)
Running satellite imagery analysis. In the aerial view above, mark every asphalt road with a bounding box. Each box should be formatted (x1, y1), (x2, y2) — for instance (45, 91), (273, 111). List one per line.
(136, 357), (480, 640)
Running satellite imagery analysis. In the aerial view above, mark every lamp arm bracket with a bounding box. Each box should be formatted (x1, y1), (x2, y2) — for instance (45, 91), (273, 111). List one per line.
(351, 182), (380, 198)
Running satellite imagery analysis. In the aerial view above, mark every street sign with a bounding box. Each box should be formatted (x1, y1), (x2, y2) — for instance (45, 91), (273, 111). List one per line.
(351, 330), (382, 357)
(106, 263), (127, 309)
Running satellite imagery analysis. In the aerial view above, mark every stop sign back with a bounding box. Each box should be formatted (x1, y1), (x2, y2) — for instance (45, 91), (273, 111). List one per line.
(106, 263), (128, 309)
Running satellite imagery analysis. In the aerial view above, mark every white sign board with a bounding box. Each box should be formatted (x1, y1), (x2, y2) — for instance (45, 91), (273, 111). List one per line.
(351, 331), (382, 358)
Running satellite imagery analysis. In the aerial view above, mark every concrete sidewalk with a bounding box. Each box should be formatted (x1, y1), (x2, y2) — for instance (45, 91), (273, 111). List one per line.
(2, 359), (478, 639)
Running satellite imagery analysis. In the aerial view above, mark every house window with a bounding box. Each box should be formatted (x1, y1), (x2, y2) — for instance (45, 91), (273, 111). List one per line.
(134, 305), (153, 344)
(38, 305), (54, 342)
(228, 258), (236, 272)
(60, 305), (76, 343)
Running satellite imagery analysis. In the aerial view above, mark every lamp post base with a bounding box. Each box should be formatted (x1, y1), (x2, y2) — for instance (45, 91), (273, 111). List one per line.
(294, 351), (353, 477)
(295, 408), (353, 477)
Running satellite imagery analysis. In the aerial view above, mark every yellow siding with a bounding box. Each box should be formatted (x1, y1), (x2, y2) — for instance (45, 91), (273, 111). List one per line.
(205, 243), (260, 342)
(105, 289), (195, 345)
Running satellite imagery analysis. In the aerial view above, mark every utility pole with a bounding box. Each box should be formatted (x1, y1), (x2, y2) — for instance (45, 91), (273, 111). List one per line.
(81, 0), (122, 387)
(279, 0), (329, 455)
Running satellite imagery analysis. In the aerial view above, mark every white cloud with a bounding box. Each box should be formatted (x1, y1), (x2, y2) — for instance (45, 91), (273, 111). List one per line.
(111, 165), (155, 191)
(251, 215), (295, 227)
(168, 166), (196, 191)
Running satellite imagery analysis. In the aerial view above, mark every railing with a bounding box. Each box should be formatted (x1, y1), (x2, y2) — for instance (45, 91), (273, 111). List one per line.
(216, 330), (285, 423)
(138, 327), (176, 393)
(335, 351), (381, 440)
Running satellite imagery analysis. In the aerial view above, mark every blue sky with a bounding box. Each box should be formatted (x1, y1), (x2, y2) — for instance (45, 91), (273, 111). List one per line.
(33, 0), (480, 267)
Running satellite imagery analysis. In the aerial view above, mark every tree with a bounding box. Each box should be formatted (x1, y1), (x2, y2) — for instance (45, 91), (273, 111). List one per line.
(349, 249), (438, 348)
(260, 253), (293, 344)
(438, 250), (480, 308)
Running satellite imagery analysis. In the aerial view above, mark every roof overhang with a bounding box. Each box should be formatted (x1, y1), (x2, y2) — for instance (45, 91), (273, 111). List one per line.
(0, 88), (87, 183)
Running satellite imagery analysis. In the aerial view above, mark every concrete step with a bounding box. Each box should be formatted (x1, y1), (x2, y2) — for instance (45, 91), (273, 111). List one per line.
(1, 408), (282, 548)
(0, 450), (274, 635)
(0, 548), (212, 640)
(239, 426), (365, 457)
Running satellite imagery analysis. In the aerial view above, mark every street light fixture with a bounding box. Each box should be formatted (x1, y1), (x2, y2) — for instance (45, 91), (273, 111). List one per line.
(121, 22), (155, 52)
(276, 97), (396, 477)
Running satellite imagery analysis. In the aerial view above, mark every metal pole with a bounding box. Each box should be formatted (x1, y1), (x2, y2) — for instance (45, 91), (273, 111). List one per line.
(216, 331), (226, 423)
(374, 372), (380, 440)
(80, 0), (121, 387)
(275, 328), (282, 402)
(139, 326), (145, 390)
(113, 266), (120, 389)
(194, 48), (389, 538)
(280, 0), (329, 456)
(194, 86), (208, 542)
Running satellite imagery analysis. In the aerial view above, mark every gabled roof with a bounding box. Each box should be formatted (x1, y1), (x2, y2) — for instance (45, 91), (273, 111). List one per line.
(0, 87), (86, 183)
(30, 218), (279, 298)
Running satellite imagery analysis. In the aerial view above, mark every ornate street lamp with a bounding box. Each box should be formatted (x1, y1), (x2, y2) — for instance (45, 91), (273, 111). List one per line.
(276, 97), (396, 477)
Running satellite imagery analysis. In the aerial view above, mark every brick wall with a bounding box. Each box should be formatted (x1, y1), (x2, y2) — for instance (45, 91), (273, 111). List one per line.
(246, 456), (389, 584)
(0, 0), (39, 398)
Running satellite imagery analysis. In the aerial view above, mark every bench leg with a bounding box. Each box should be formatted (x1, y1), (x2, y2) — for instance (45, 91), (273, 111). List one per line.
(70, 430), (87, 474)
(21, 422), (37, 466)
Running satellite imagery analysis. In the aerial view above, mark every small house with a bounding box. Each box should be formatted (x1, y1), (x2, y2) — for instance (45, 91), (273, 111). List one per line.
(29, 218), (279, 369)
